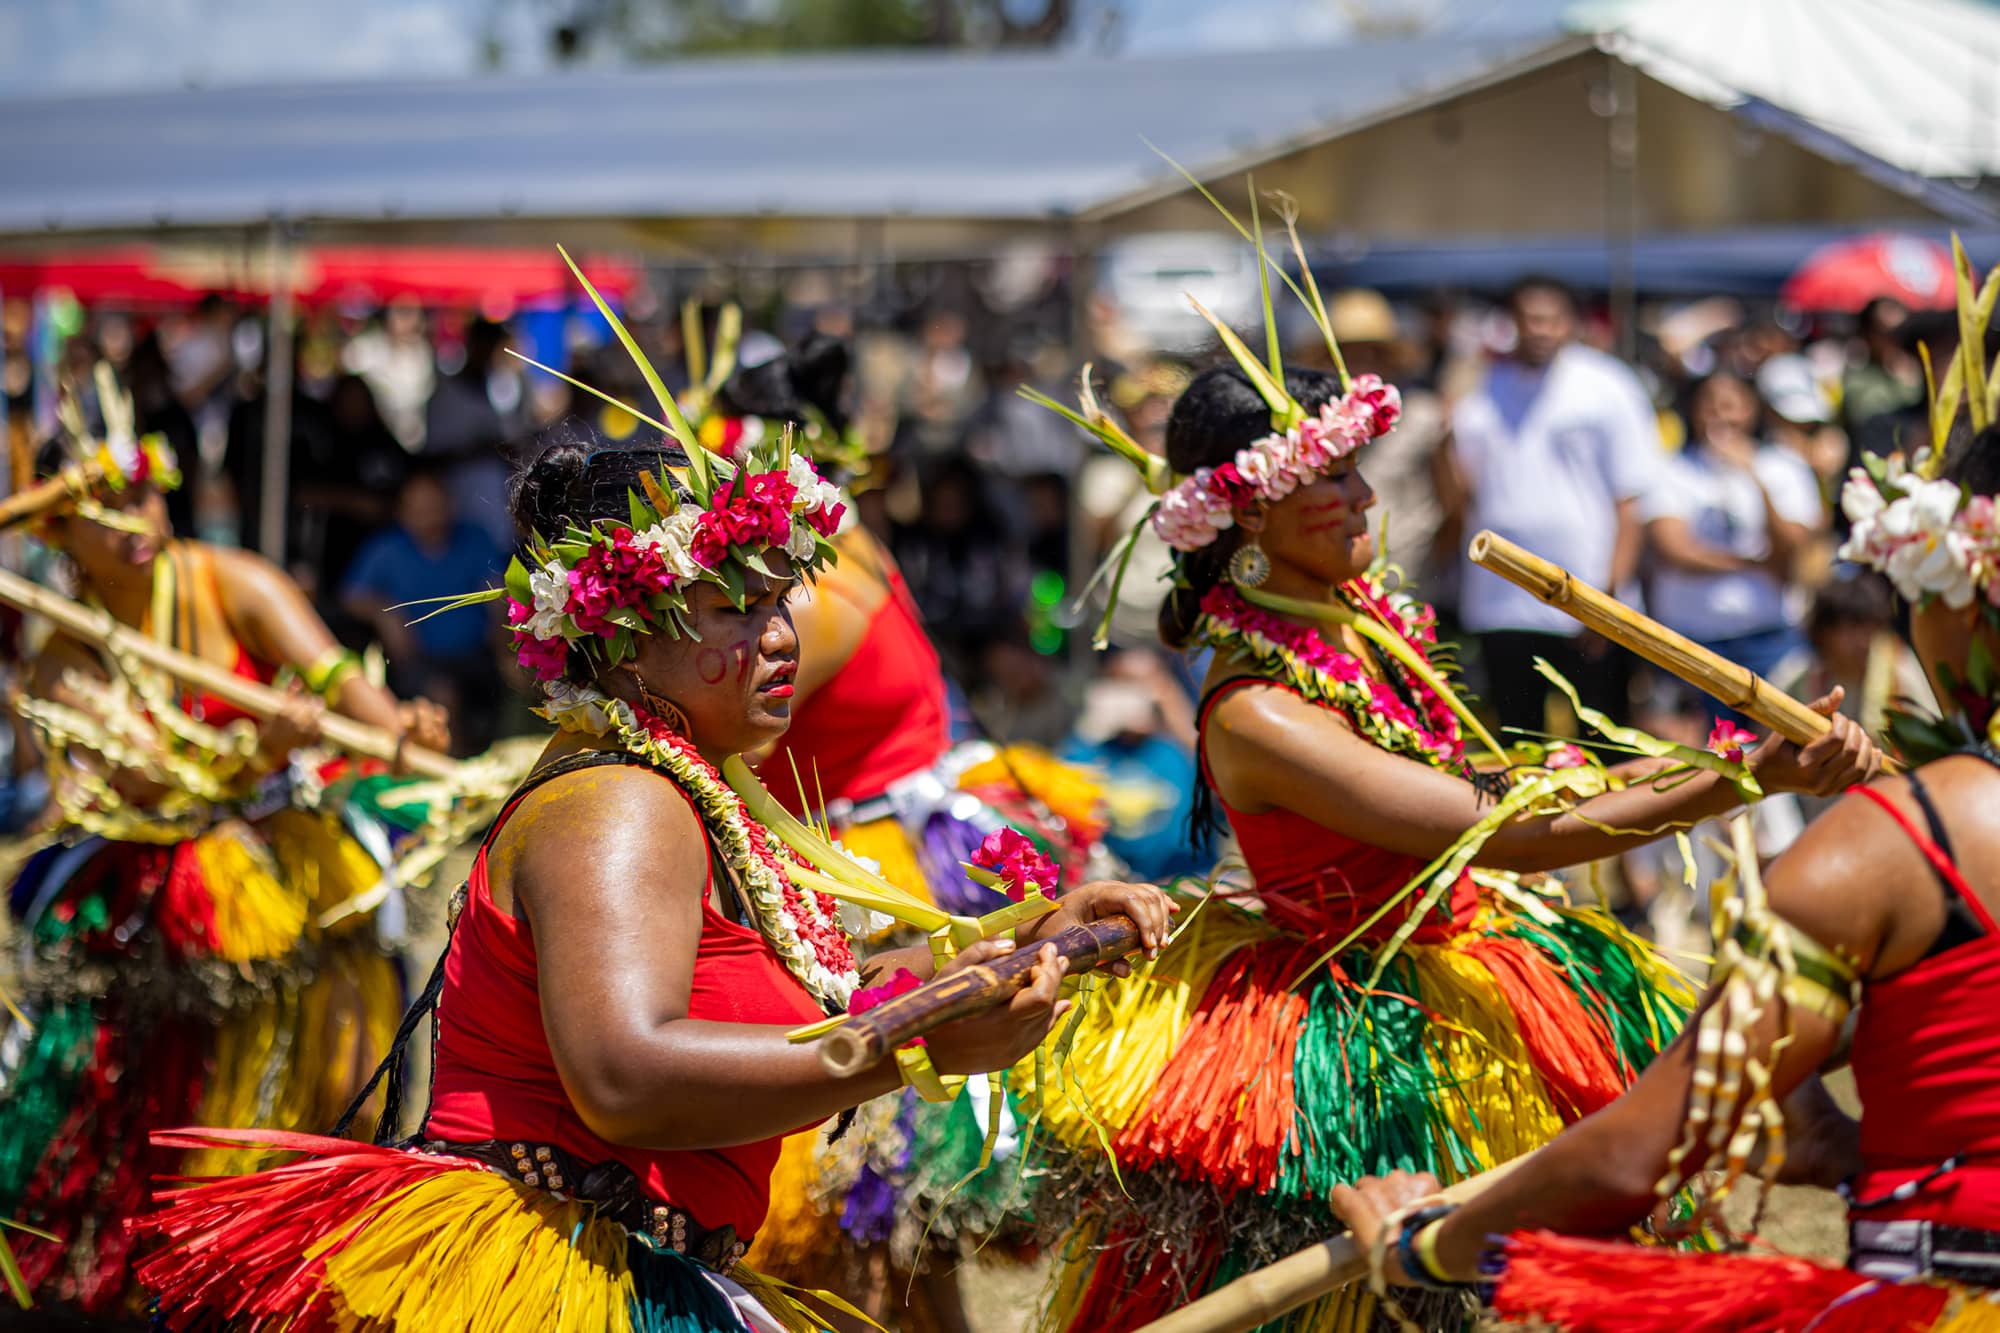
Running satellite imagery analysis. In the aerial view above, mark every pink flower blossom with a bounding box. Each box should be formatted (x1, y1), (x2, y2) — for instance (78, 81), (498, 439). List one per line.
(513, 627), (572, 681)
(1707, 718), (1757, 764)
(848, 966), (923, 1016)
(972, 827), (1059, 901)
(1546, 744), (1588, 770)
(807, 500), (846, 536)
(565, 528), (674, 637)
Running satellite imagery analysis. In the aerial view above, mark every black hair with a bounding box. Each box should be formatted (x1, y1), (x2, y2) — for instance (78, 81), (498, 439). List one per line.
(32, 435), (69, 482)
(509, 419), (692, 546)
(713, 333), (851, 437)
(1807, 572), (1896, 636)
(1681, 369), (1762, 447)
(1943, 423), (2000, 499)
(1504, 273), (1577, 314)
(1156, 365), (1345, 650)
(508, 420), (694, 684)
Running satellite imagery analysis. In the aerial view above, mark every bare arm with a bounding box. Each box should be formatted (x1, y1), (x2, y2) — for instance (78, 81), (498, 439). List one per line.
(513, 765), (1069, 1152)
(1647, 515), (1756, 576)
(1204, 682), (1877, 876)
(1609, 495), (1645, 590)
(211, 545), (408, 732)
(1400, 777), (1929, 1279)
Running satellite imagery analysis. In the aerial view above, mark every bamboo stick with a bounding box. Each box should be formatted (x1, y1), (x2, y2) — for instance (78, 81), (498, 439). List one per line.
(0, 461), (108, 532)
(1468, 530), (1891, 765)
(818, 913), (1141, 1076)
(0, 564), (457, 780)
(1136, 1151), (1538, 1333)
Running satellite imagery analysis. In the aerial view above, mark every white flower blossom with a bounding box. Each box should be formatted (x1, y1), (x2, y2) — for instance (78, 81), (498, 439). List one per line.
(635, 510), (705, 583)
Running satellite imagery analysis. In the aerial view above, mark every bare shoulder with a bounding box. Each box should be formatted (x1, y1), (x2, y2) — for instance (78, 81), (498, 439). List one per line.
(490, 760), (706, 918)
(1203, 677), (1355, 755)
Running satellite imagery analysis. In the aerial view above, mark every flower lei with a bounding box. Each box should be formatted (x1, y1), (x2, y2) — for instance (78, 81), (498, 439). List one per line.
(495, 451), (846, 681)
(537, 683), (860, 1009)
(1839, 454), (2000, 610)
(1194, 579), (1465, 771)
(1152, 374), (1401, 552)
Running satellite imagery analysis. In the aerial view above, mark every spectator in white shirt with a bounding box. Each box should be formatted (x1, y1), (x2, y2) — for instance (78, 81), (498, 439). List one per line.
(1643, 370), (1824, 721)
(1450, 277), (1662, 735)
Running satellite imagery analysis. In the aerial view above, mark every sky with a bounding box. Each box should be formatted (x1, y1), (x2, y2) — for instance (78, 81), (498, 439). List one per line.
(0, 0), (1580, 97)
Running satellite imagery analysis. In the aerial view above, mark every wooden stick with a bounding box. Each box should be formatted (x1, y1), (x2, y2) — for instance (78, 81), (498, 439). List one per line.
(0, 564), (457, 780)
(1136, 1151), (1538, 1333)
(1469, 530), (1897, 768)
(819, 914), (1142, 1076)
(0, 461), (107, 531)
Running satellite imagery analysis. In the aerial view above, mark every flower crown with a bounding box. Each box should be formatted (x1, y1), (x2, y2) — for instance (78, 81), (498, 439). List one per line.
(1838, 236), (2000, 610)
(1022, 156), (1401, 640)
(56, 364), (184, 497)
(1151, 375), (1400, 552)
(440, 252), (847, 682)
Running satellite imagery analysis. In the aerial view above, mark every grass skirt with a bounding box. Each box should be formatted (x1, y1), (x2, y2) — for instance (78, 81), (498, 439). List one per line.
(1015, 885), (1693, 1332)
(1489, 1230), (2000, 1331)
(0, 808), (405, 1315)
(138, 1130), (801, 1333)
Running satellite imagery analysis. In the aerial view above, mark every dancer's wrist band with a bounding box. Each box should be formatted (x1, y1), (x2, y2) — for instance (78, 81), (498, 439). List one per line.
(1395, 1205), (1467, 1290)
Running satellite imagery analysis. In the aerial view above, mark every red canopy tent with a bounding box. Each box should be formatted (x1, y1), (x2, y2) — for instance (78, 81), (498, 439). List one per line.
(0, 244), (638, 309)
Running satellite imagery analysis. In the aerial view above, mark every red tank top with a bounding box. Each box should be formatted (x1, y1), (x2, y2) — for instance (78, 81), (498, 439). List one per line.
(423, 764), (828, 1237)
(763, 564), (950, 812)
(180, 645), (276, 729)
(1846, 777), (2000, 1230)
(1197, 679), (1475, 946)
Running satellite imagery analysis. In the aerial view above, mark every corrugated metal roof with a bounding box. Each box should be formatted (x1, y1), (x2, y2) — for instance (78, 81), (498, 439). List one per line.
(0, 33), (1562, 234)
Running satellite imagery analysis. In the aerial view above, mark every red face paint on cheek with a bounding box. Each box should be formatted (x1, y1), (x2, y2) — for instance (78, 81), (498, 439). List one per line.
(732, 640), (754, 684)
(1302, 496), (1351, 535)
(695, 647), (728, 684)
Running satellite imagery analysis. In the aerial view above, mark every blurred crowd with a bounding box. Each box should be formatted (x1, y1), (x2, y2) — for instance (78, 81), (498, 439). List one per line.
(0, 264), (1947, 906)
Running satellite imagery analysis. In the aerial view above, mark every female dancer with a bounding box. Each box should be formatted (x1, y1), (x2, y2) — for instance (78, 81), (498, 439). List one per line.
(1021, 342), (1877, 1329)
(1329, 420), (2000, 1333)
(135, 426), (1171, 1332)
(0, 403), (448, 1317)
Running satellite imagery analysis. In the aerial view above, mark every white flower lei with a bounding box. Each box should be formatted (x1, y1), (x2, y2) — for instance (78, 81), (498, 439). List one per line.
(536, 682), (860, 1009)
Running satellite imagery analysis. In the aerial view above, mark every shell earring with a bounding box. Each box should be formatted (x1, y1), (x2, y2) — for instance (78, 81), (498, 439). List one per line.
(1228, 540), (1271, 589)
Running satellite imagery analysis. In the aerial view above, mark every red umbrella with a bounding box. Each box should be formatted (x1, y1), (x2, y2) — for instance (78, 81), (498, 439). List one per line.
(1781, 233), (1956, 313)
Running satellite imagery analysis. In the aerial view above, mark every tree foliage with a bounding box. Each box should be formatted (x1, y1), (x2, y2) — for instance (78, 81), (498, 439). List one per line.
(541, 0), (1073, 60)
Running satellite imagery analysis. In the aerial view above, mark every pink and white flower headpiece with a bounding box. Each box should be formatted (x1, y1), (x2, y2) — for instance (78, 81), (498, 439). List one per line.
(1151, 375), (1401, 552)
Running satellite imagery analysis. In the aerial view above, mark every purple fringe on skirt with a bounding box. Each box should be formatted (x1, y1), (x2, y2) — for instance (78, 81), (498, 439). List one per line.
(919, 809), (1010, 917)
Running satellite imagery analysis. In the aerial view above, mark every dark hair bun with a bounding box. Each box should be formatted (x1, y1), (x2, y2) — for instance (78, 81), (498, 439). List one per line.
(509, 434), (593, 543)
(508, 422), (690, 546)
(716, 333), (852, 435)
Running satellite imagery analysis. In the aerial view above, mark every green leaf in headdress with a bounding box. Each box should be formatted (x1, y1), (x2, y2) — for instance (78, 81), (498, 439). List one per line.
(1187, 293), (1300, 427)
(503, 556), (532, 604)
(503, 348), (673, 437)
(557, 245), (712, 500)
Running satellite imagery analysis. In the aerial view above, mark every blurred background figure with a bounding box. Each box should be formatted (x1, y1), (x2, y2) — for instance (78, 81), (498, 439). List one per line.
(424, 316), (531, 550)
(1642, 370), (1825, 723)
(339, 466), (506, 754)
(1059, 648), (1205, 884)
(1841, 296), (1922, 458)
(1449, 276), (1662, 735)
(344, 295), (433, 451)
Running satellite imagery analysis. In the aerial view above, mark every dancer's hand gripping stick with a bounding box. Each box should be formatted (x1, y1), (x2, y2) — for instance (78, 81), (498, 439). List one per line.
(816, 913), (1142, 1077)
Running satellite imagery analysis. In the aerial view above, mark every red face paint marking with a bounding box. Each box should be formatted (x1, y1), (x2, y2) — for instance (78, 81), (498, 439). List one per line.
(696, 646), (728, 684)
(1302, 496), (1351, 535)
(732, 639), (754, 684)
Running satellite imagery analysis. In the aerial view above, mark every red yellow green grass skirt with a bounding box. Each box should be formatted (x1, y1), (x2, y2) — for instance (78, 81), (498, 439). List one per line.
(0, 810), (403, 1315)
(1489, 1230), (2000, 1331)
(138, 1130), (811, 1333)
(1014, 884), (1694, 1331)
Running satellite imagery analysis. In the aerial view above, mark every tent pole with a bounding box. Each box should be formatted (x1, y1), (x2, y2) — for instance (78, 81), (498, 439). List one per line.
(1605, 53), (1639, 361)
(259, 218), (295, 562)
